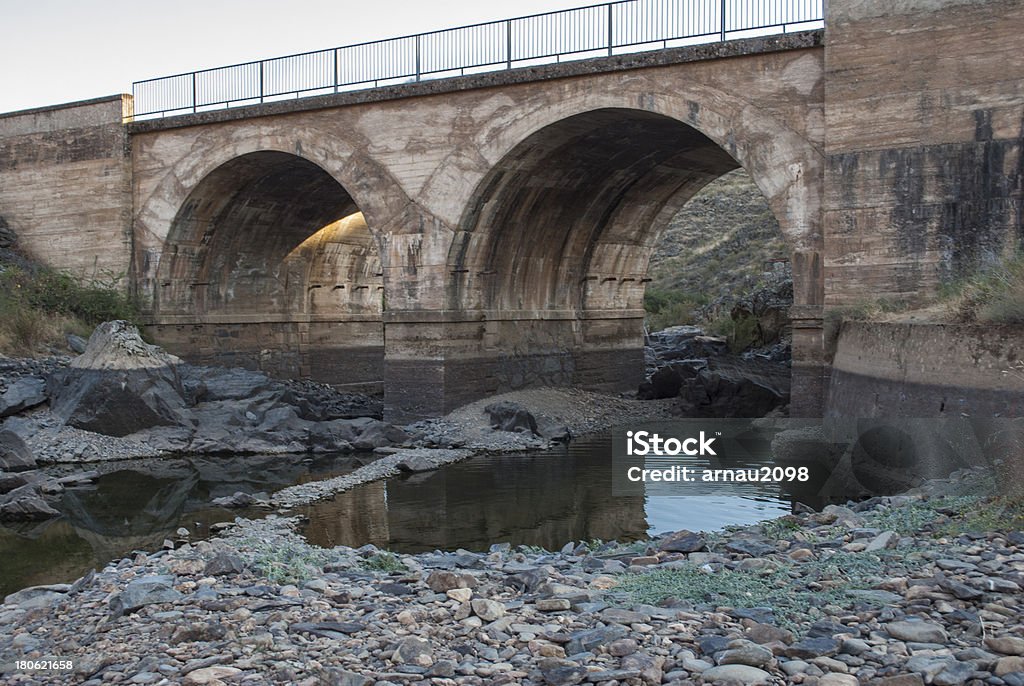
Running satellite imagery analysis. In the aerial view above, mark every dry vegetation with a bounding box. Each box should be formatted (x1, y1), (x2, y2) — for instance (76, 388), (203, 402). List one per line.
(0, 250), (140, 356)
(644, 169), (789, 332)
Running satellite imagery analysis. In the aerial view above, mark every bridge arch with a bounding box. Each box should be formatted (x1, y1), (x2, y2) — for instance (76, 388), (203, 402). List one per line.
(440, 91), (824, 414)
(149, 149), (387, 389)
(443, 75), (824, 312)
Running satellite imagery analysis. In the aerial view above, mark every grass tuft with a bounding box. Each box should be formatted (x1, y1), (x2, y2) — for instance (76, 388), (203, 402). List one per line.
(0, 260), (141, 355)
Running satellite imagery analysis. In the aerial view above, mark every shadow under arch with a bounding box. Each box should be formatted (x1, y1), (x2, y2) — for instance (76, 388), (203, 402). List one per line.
(445, 106), (811, 411)
(151, 150), (385, 391)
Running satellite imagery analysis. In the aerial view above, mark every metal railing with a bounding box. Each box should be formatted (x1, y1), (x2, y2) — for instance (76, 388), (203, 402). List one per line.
(132, 0), (823, 119)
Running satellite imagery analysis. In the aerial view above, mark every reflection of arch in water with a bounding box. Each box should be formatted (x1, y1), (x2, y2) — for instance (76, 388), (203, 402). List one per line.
(61, 466), (200, 538)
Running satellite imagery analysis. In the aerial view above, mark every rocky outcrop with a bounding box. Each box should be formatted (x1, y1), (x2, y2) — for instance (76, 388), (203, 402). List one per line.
(0, 430), (35, 471)
(484, 401), (540, 434)
(642, 325), (790, 417)
(0, 377), (47, 418)
(0, 483), (59, 520)
(48, 321), (187, 436)
(43, 321), (406, 455)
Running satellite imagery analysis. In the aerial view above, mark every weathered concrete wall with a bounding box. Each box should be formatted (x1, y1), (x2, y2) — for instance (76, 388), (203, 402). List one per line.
(823, 0), (1024, 305)
(827, 321), (1023, 417)
(128, 35), (825, 421)
(0, 96), (133, 280)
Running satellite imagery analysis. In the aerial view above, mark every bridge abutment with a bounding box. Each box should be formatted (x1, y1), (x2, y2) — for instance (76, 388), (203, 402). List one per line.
(382, 310), (645, 423)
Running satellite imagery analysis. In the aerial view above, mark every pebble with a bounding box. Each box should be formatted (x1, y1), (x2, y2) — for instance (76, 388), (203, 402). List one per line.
(1, 459), (1020, 686)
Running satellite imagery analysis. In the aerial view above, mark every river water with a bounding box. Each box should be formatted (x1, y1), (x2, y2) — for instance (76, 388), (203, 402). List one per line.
(1, 432), (837, 597)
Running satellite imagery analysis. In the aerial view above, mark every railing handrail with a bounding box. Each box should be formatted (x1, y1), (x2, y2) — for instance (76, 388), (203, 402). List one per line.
(132, 0), (824, 118)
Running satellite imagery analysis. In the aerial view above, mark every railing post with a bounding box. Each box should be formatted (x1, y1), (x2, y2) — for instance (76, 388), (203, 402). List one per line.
(607, 2), (614, 56)
(191, 72), (197, 113)
(720, 0), (727, 41)
(334, 48), (339, 93)
(259, 61), (265, 103)
(415, 34), (421, 81)
(506, 19), (512, 70)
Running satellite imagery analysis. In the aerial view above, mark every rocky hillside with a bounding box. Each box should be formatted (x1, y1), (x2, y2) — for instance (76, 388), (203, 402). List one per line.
(645, 169), (789, 331)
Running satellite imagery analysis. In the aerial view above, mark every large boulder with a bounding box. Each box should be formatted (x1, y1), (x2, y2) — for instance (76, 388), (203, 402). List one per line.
(0, 483), (59, 520)
(484, 401), (539, 434)
(0, 377), (47, 417)
(48, 321), (187, 436)
(679, 360), (789, 418)
(0, 430), (35, 471)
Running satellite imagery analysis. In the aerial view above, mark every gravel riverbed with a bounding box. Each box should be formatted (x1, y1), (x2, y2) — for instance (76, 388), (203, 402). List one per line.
(2, 468), (1022, 686)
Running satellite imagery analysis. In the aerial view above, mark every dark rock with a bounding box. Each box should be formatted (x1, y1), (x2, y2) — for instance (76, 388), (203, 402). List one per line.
(538, 658), (586, 685)
(730, 607), (776, 624)
(484, 401), (539, 434)
(49, 322), (187, 436)
(565, 625), (628, 655)
(0, 430), (35, 472)
(785, 636), (841, 659)
(393, 636), (431, 663)
(600, 608), (649, 624)
(350, 420), (409, 450)
(426, 660), (457, 678)
(291, 621), (365, 639)
(396, 454), (436, 473)
(379, 582), (414, 596)
(509, 567), (549, 593)
(0, 377), (47, 417)
(319, 669), (372, 686)
(699, 635), (733, 656)
(805, 619), (848, 638)
(937, 574), (983, 600)
(639, 366), (683, 400)
(873, 676), (925, 686)
(658, 529), (707, 553)
(0, 471), (29, 494)
(203, 553), (246, 576)
(932, 659), (976, 686)
(0, 483), (58, 520)
(686, 363), (788, 417)
(109, 575), (182, 618)
(725, 538), (776, 557)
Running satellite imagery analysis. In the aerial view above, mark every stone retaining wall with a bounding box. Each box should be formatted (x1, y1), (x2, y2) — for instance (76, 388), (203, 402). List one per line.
(826, 321), (1023, 417)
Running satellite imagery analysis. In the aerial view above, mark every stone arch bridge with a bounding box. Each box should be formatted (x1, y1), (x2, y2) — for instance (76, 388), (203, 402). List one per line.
(1, 0), (1020, 422)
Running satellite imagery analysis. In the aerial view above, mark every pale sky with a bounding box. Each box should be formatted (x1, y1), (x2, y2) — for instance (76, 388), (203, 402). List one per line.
(0, 0), (595, 114)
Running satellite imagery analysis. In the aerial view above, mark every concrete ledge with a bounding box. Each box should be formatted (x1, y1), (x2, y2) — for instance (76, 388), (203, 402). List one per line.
(127, 30), (823, 132)
(826, 321), (1023, 417)
(0, 94), (128, 121)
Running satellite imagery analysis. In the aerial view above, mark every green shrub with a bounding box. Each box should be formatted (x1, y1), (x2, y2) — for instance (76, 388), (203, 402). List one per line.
(947, 253), (1024, 324)
(0, 262), (141, 354)
(362, 551), (407, 573)
(644, 288), (708, 331)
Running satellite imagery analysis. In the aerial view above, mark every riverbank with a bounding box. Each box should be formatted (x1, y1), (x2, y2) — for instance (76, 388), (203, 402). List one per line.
(3, 467), (1022, 685)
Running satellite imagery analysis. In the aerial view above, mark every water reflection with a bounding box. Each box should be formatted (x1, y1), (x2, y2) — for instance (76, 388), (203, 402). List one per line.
(301, 430), (832, 553)
(0, 453), (368, 597)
